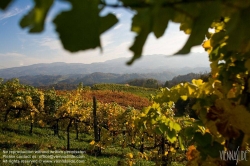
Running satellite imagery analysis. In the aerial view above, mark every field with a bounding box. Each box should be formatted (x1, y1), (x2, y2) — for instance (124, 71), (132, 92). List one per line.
(0, 122), (160, 166)
(0, 114), (187, 166)
(91, 84), (159, 98)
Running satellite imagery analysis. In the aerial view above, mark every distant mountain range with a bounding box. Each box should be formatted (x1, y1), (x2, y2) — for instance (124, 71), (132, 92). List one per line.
(16, 72), (171, 86)
(0, 54), (210, 86)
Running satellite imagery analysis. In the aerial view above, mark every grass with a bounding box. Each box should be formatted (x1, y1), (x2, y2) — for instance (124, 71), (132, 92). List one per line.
(91, 83), (159, 98)
(0, 122), (160, 166)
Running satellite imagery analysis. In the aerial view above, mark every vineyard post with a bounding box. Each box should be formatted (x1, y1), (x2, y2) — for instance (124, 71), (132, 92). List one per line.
(29, 121), (33, 135)
(161, 134), (167, 166)
(67, 118), (73, 150)
(4, 109), (11, 122)
(99, 127), (101, 142)
(75, 119), (79, 140)
(93, 96), (101, 154)
(54, 119), (59, 136)
(29, 110), (34, 135)
(140, 134), (144, 153)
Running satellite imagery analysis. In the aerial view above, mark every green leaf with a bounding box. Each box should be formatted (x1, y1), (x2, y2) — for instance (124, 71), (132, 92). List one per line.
(152, 6), (172, 38)
(159, 123), (168, 132)
(121, 0), (145, 7)
(178, 135), (185, 150)
(0, 0), (12, 10)
(166, 129), (177, 143)
(184, 126), (195, 140)
(207, 142), (224, 158)
(20, 0), (54, 32)
(169, 121), (181, 131)
(127, 9), (152, 65)
(225, 8), (250, 52)
(197, 141), (224, 159)
(53, 0), (99, 52)
(99, 14), (118, 34)
(53, 0), (117, 52)
(175, 2), (221, 54)
(155, 126), (163, 134)
(194, 132), (212, 147)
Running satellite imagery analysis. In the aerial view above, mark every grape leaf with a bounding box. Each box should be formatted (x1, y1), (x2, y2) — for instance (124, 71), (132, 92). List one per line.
(20, 0), (54, 32)
(127, 9), (152, 65)
(194, 132), (212, 147)
(178, 135), (185, 150)
(152, 6), (173, 38)
(0, 0), (12, 10)
(99, 13), (118, 34)
(53, 0), (118, 52)
(169, 121), (181, 131)
(175, 2), (220, 54)
(166, 129), (177, 143)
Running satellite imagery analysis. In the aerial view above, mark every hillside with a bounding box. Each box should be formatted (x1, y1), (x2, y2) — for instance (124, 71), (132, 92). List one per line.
(15, 72), (208, 89)
(0, 54), (209, 79)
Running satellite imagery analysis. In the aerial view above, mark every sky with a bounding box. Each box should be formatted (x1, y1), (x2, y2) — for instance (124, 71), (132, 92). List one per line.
(0, 0), (208, 69)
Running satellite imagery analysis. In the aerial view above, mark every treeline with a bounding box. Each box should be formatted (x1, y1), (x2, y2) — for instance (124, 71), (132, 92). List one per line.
(164, 72), (210, 88)
(126, 78), (162, 88)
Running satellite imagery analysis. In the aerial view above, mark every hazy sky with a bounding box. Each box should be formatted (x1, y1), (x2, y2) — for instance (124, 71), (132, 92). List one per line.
(0, 0), (208, 69)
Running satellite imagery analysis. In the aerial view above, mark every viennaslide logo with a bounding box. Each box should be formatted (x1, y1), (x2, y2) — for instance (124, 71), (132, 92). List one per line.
(219, 146), (249, 165)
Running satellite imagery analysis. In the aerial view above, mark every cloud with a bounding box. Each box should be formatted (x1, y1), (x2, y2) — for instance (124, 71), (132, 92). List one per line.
(0, 52), (29, 69)
(114, 23), (123, 30)
(0, 52), (26, 57)
(191, 45), (205, 53)
(116, 13), (123, 18)
(39, 37), (62, 50)
(39, 34), (115, 51)
(0, 5), (30, 21)
(143, 31), (189, 56)
(2, 21), (7, 25)
(0, 52), (53, 69)
(101, 33), (114, 47)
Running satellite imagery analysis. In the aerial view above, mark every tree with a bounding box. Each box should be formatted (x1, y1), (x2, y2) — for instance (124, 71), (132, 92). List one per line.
(1, 0), (250, 165)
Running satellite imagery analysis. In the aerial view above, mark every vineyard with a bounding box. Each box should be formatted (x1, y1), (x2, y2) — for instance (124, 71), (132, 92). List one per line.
(1, 68), (250, 166)
(3, 75), (248, 166)
(91, 83), (159, 98)
(0, 78), (199, 165)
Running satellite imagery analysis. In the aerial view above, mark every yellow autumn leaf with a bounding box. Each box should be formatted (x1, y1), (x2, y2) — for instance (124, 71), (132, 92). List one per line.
(170, 147), (176, 152)
(227, 88), (236, 98)
(126, 153), (133, 159)
(192, 79), (203, 86)
(89, 140), (95, 145)
(202, 40), (211, 49)
(128, 160), (133, 166)
(38, 120), (45, 127)
(187, 85), (196, 96)
(180, 95), (188, 100)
